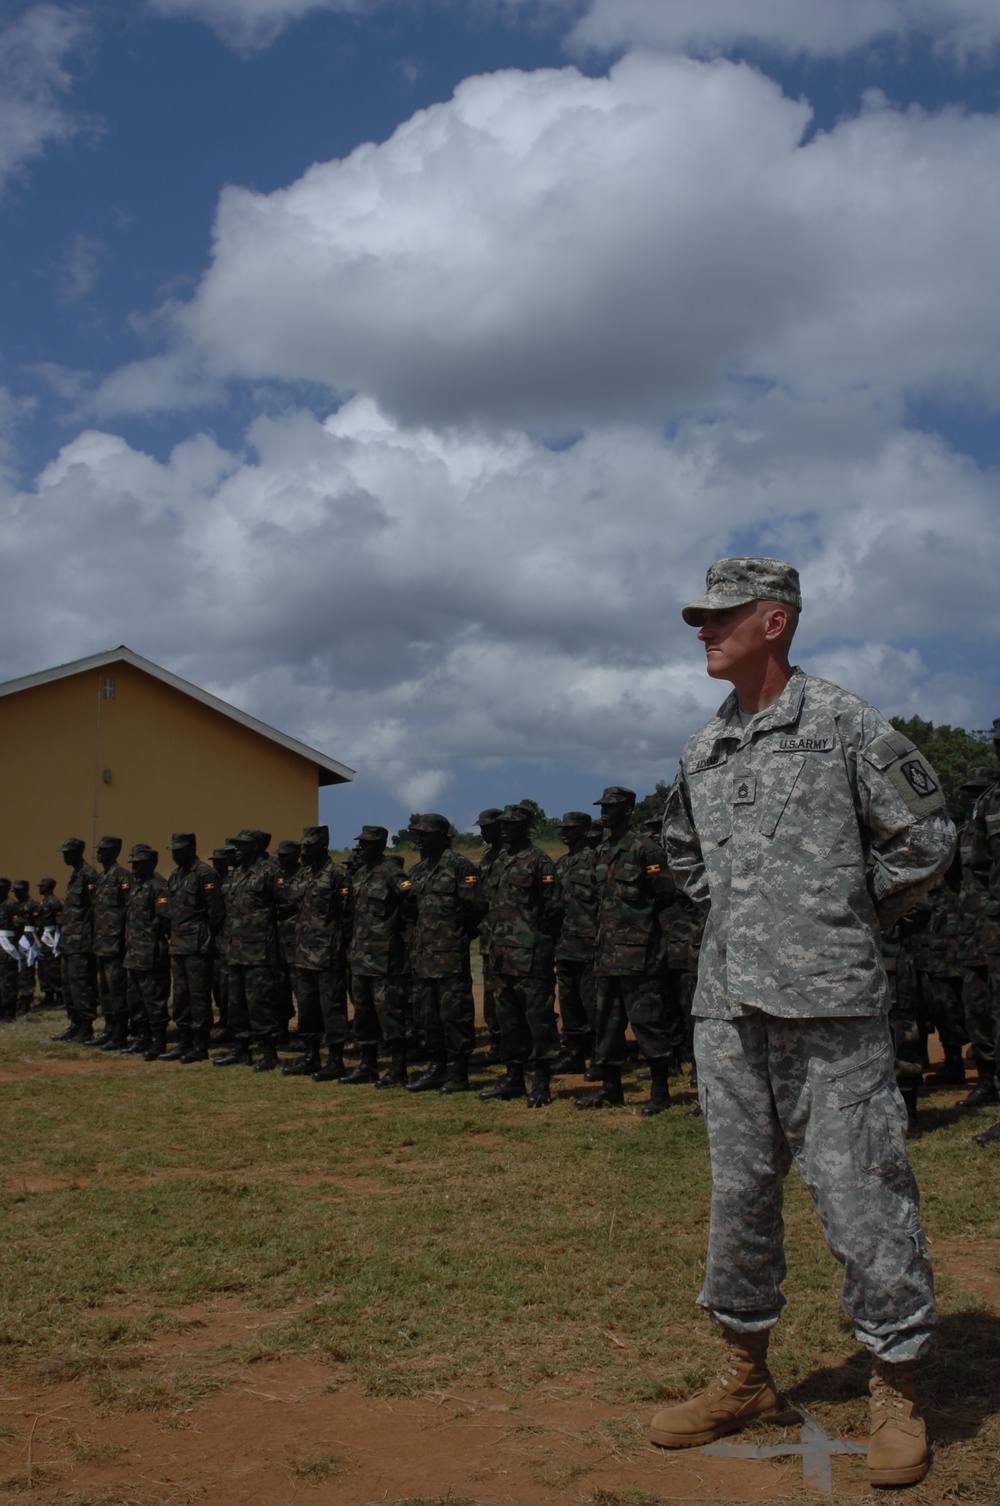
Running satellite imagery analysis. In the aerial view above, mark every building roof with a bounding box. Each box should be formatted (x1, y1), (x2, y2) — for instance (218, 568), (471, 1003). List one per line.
(0, 646), (354, 787)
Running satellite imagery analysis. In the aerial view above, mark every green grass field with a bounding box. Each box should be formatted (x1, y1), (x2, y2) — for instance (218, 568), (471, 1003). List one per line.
(0, 1007), (998, 1504)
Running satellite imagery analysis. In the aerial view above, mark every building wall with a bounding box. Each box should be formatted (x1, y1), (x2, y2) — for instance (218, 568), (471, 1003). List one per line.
(0, 662), (319, 886)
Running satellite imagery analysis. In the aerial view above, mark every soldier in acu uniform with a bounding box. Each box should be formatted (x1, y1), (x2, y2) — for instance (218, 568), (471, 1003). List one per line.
(342, 825), (410, 1086)
(284, 824), (351, 1082)
(403, 813), (483, 1094)
(480, 803), (563, 1107)
(122, 845), (172, 1059)
(653, 558), (954, 1489)
(165, 833), (223, 1062)
(13, 881), (40, 1015)
(575, 788), (676, 1115)
(88, 837), (133, 1051)
(36, 878), (63, 1007)
(474, 808), (506, 1064)
(551, 812), (598, 1075)
(0, 878), (23, 1022)
(52, 838), (98, 1042)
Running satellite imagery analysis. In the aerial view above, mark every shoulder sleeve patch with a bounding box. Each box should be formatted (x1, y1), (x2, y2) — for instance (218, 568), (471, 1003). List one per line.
(156, 895), (169, 905)
(399, 879), (412, 890)
(540, 873), (555, 884)
(883, 753), (947, 817)
(646, 864), (662, 874)
(203, 881), (216, 890)
(339, 886), (350, 896)
(463, 874), (478, 885)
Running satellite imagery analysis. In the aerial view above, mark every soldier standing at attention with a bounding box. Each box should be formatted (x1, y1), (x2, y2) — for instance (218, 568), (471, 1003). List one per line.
(51, 838), (98, 1042)
(273, 839), (302, 1040)
(13, 880), (40, 1015)
(0, 878), (23, 1022)
(210, 846), (235, 1039)
(575, 789), (676, 1115)
(654, 557), (954, 1489)
(403, 813), (483, 1094)
(967, 719), (1000, 1145)
(474, 808), (506, 1064)
(213, 830), (285, 1073)
(122, 845), (172, 1060)
(480, 803), (563, 1107)
(283, 824), (351, 1082)
(953, 766), (994, 1106)
(88, 837), (132, 1052)
(165, 832), (223, 1063)
(551, 812), (599, 1075)
(36, 878), (63, 1007)
(342, 825), (410, 1086)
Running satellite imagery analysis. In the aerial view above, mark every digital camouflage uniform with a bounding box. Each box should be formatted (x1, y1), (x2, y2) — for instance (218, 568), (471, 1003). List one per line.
(59, 857), (98, 1025)
(490, 840), (563, 1066)
(93, 859), (132, 1032)
(124, 864), (171, 1039)
(293, 857), (352, 1048)
(0, 886), (23, 1021)
(554, 840), (598, 1054)
(402, 848), (482, 1064)
(168, 850), (224, 1044)
(227, 853), (286, 1046)
(593, 829), (676, 1067)
(348, 856), (409, 1048)
(663, 667), (954, 1361)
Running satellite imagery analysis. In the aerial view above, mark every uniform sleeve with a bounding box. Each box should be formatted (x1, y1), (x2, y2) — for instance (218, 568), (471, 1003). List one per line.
(639, 837), (677, 908)
(857, 718), (956, 927)
(661, 767), (709, 906)
(201, 866), (226, 934)
(456, 857), (486, 935)
(536, 852), (564, 937)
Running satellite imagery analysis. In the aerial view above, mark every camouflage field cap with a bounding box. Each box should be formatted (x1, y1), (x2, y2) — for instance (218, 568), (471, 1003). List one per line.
(594, 786), (636, 806)
(231, 829), (259, 845)
(130, 843), (158, 862)
(301, 824), (330, 846)
(961, 766), (995, 789)
(96, 835), (123, 851)
(276, 839), (301, 855)
(681, 557), (802, 626)
(409, 813), (451, 834)
(211, 847), (232, 861)
(475, 808), (504, 826)
(12, 879), (28, 892)
(253, 830), (272, 849)
(59, 837), (85, 852)
(38, 877), (56, 889)
(356, 825), (389, 844)
(168, 832), (196, 850)
(499, 803), (534, 824)
(560, 810), (592, 828)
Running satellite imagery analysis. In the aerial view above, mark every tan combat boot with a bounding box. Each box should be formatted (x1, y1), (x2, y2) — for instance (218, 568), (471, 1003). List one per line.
(649, 1327), (798, 1448)
(867, 1358), (929, 1487)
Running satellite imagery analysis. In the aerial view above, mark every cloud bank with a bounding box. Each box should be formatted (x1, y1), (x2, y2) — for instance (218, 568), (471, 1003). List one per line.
(146, 0), (370, 51)
(0, 4), (86, 196)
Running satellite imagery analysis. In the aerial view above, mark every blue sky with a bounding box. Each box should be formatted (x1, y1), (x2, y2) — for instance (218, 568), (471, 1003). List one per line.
(1, 0), (999, 844)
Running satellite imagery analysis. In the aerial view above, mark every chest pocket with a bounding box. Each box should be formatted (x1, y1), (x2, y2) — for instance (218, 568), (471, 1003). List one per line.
(759, 755), (806, 838)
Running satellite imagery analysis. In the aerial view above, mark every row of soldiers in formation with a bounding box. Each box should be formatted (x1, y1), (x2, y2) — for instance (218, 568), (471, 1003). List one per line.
(4, 760), (1000, 1130)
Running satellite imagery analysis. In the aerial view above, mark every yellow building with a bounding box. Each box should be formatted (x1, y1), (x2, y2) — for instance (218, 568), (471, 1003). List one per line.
(0, 647), (354, 884)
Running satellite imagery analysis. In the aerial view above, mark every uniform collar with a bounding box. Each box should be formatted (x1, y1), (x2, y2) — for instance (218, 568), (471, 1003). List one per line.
(713, 667), (806, 745)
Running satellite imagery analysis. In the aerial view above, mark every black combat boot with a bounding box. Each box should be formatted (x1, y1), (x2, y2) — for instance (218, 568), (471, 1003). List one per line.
(575, 1065), (624, 1108)
(900, 1086), (921, 1138)
(122, 1034), (150, 1055)
(407, 1059), (449, 1092)
(957, 1070), (999, 1108)
(85, 1024), (115, 1047)
(159, 1033), (192, 1062)
(478, 1039), (503, 1066)
(479, 1064), (526, 1101)
(924, 1047), (967, 1087)
(143, 1032), (167, 1062)
(75, 1019), (95, 1043)
(99, 1019), (129, 1052)
(374, 1043), (408, 1087)
(551, 1043), (589, 1074)
(213, 1042), (254, 1067)
(253, 1042), (279, 1073)
(439, 1052), (472, 1094)
(312, 1047), (347, 1082)
(179, 1032), (210, 1063)
(641, 1059), (672, 1117)
(50, 1017), (79, 1041)
(341, 1044), (381, 1084)
(283, 1042), (321, 1076)
(973, 1120), (1000, 1145)
(526, 1061), (552, 1107)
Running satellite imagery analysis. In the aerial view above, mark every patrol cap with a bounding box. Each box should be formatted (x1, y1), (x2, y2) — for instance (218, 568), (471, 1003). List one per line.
(409, 813), (451, 834)
(59, 837), (85, 852)
(13, 879), (28, 891)
(681, 557), (802, 626)
(560, 811), (592, 828)
(253, 830), (272, 849)
(130, 843), (158, 863)
(594, 786), (636, 806)
(499, 803), (534, 824)
(356, 825), (389, 843)
(211, 847), (232, 860)
(96, 835), (122, 851)
(475, 808), (504, 826)
(231, 829), (259, 845)
(169, 832), (196, 850)
(961, 766), (994, 789)
(276, 839), (301, 855)
(39, 877), (56, 888)
(301, 824), (330, 846)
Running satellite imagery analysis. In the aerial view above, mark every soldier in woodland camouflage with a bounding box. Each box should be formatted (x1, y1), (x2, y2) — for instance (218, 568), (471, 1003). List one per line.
(0, 878), (22, 1022)
(551, 812), (598, 1075)
(474, 808), (506, 1064)
(36, 877), (63, 1007)
(165, 833), (223, 1062)
(213, 830), (286, 1072)
(966, 721), (1000, 1145)
(402, 813), (483, 1094)
(88, 837), (132, 1051)
(953, 766), (995, 1107)
(480, 804), (563, 1107)
(13, 881), (40, 1015)
(51, 838), (98, 1042)
(122, 844), (172, 1058)
(273, 839), (302, 1037)
(575, 789), (676, 1114)
(210, 846), (234, 1038)
(911, 863), (966, 1088)
(284, 824), (352, 1082)
(343, 825), (410, 1086)
(653, 557), (954, 1490)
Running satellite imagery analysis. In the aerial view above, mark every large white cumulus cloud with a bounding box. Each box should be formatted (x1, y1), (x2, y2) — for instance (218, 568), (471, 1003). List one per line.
(100, 53), (1000, 430)
(0, 4), (86, 196)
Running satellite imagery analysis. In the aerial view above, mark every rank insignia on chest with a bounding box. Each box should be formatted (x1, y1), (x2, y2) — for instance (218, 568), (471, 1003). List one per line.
(733, 774), (757, 804)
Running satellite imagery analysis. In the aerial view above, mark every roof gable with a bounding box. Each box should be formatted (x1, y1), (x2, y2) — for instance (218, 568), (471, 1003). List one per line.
(0, 647), (354, 787)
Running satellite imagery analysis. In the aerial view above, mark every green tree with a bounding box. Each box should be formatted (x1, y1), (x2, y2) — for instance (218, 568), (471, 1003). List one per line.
(633, 779), (671, 829)
(889, 717), (991, 804)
